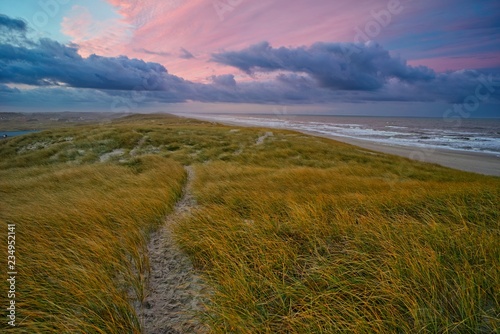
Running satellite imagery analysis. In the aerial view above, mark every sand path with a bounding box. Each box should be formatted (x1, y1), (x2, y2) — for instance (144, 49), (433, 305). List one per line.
(256, 131), (273, 145)
(135, 166), (208, 334)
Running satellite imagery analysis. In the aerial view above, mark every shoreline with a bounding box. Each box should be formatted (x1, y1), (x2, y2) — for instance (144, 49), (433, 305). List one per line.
(180, 114), (500, 177)
(304, 131), (500, 177)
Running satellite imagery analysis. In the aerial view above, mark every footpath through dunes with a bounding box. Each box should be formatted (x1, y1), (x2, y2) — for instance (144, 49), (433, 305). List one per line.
(1, 114), (499, 333)
(134, 166), (209, 334)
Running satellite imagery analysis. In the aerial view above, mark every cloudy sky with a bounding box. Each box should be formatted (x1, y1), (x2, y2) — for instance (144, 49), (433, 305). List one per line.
(0, 0), (499, 116)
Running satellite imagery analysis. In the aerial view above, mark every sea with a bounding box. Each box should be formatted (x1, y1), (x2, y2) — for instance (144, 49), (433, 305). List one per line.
(0, 130), (39, 138)
(187, 114), (500, 157)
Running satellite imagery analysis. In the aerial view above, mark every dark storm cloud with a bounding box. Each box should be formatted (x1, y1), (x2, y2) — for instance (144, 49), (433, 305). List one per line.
(211, 41), (436, 91)
(211, 41), (500, 103)
(210, 74), (236, 87)
(0, 13), (499, 112)
(0, 14), (27, 32)
(0, 37), (191, 91)
(0, 17), (189, 92)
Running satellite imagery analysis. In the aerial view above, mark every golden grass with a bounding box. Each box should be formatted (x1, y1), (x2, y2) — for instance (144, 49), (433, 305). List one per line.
(0, 154), (185, 332)
(1, 113), (499, 333)
(177, 162), (499, 333)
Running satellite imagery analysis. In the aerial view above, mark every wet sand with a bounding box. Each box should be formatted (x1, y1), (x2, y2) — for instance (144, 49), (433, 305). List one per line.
(183, 114), (500, 177)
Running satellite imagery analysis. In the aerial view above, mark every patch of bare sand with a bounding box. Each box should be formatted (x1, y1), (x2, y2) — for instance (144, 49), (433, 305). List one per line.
(256, 131), (273, 145)
(99, 149), (125, 162)
(134, 166), (209, 334)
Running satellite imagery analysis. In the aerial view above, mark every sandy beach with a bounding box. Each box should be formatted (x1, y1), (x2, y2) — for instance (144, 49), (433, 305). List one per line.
(184, 114), (500, 177)
(308, 132), (500, 177)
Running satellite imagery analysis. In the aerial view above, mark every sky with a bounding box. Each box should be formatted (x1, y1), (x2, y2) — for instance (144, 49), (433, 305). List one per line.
(0, 0), (499, 117)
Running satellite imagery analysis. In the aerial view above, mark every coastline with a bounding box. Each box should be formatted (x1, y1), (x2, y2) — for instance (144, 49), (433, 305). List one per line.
(304, 131), (500, 177)
(181, 114), (500, 177)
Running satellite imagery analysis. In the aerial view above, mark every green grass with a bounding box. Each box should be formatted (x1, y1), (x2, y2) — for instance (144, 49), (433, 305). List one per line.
(1, 113), (498, 333)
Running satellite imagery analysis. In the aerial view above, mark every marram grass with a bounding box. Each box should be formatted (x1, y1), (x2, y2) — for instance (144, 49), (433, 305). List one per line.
(1, 114), (498, 333)
(1, 154), (185, 332)
(176, 162), (499, 333)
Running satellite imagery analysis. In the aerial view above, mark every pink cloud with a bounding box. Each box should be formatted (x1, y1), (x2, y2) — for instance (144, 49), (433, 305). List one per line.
(61, 5), (132, 57)
(74, 0), (499, 81)
(409, 54), (500, 73)
(101, 0), (381, 81)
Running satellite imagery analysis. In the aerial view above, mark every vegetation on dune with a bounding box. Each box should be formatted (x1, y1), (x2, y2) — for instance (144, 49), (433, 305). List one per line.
(1, 114), (498, 333)
(179, 164), (499, 333)
(0, 157), (185, 333)
(1, 116), (187, 333)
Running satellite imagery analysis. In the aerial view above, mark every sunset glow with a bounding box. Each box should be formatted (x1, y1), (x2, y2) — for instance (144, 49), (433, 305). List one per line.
(0, 0), (499, 115)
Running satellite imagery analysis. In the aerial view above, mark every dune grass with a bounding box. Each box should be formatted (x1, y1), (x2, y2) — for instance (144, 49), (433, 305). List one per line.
(1, 113), (498, 333)
(178, 163), (499, 333)
(0, 117), (187, 333)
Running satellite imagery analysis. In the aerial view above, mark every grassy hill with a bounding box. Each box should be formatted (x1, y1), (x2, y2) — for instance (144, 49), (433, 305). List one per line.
(1, 114), (498, 333)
